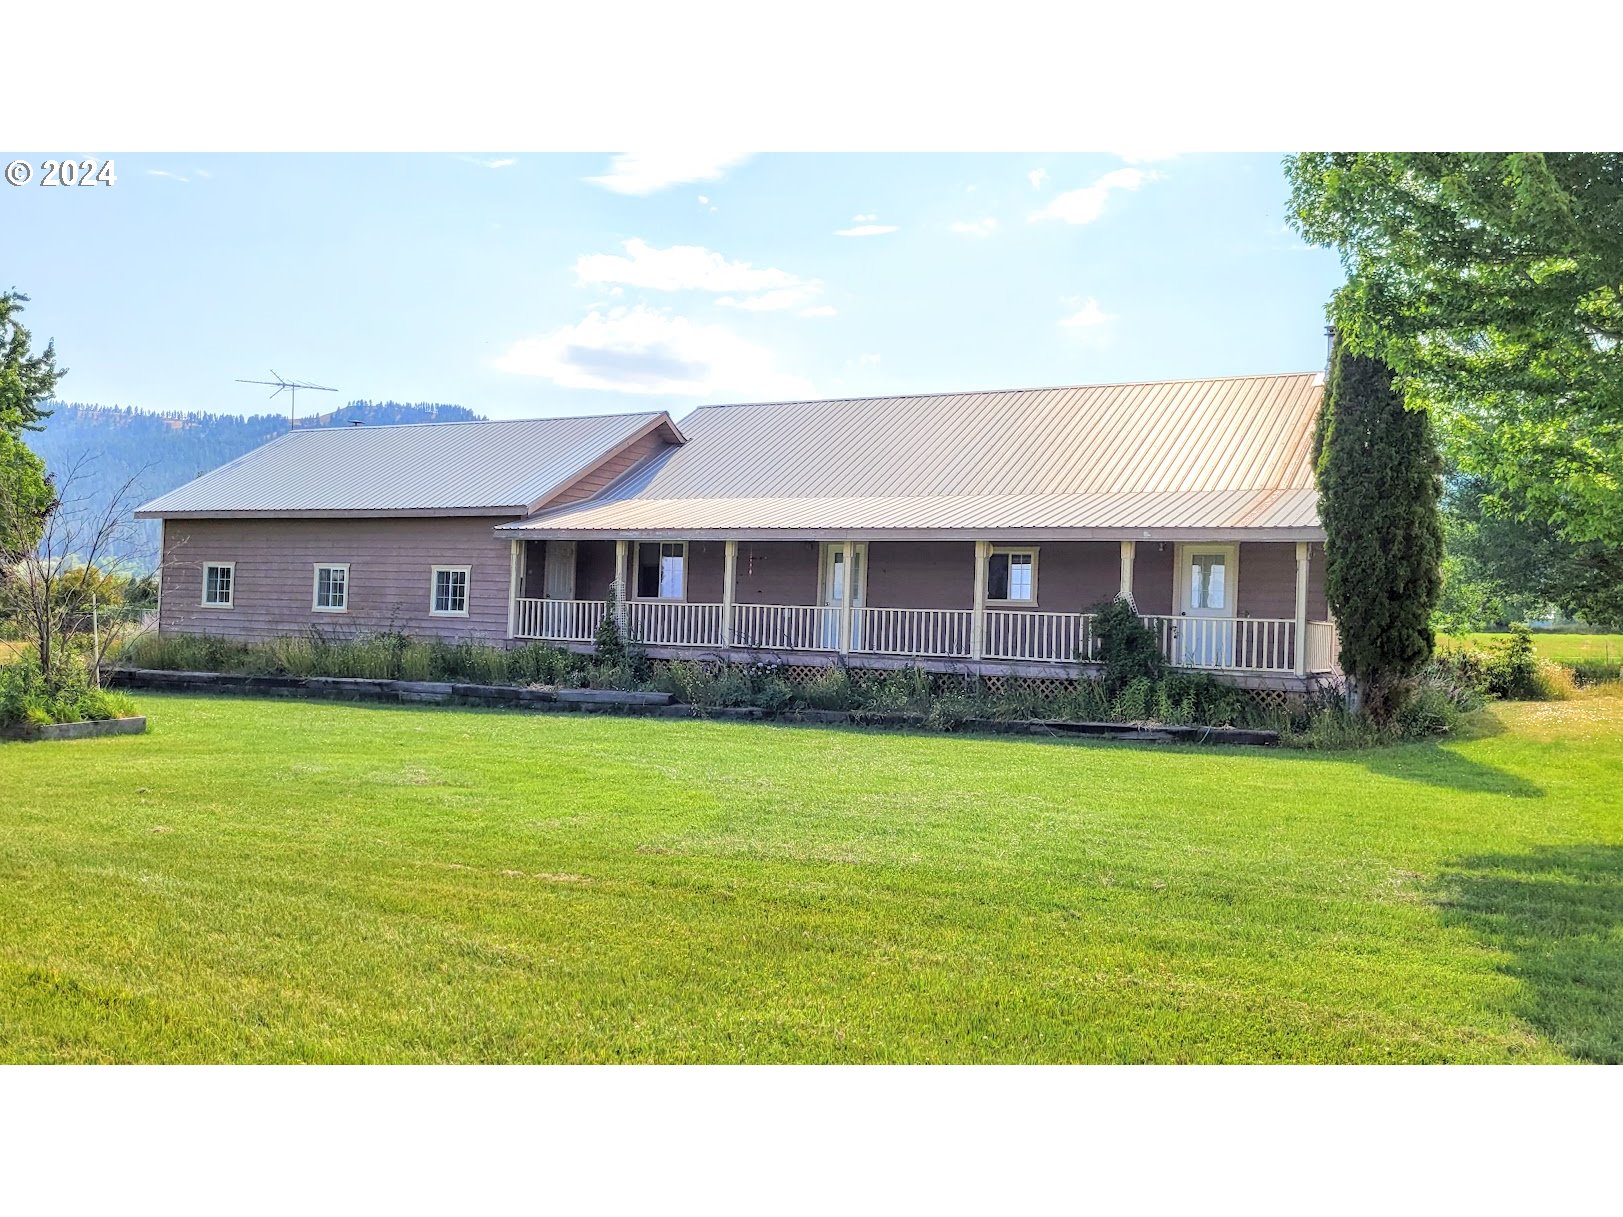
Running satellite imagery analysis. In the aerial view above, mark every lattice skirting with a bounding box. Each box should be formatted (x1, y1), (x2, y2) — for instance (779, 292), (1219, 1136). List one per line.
(645, 657), (1305, 715)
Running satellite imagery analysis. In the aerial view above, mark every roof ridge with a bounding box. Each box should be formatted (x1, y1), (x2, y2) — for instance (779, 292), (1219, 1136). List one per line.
(685, 371), (1323, 413)
(283, 409), (665, 433)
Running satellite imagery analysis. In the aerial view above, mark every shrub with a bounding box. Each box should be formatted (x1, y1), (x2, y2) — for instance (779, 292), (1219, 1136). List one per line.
(1484, 625), (1541, 699)
(925, 690), (983, 732)
(1111, 676), (1153, 722)
(1089, 598), (1166, 691)
(0, 653), (139, 727)
(799, 667), (856, 711)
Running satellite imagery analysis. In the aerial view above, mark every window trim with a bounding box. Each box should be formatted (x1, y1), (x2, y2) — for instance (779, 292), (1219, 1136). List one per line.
(430, 565), (472, 617)
(311, 562), (351, 614)
(200, 561), (236, 609)
(633, 540), (688, 602)
(986, 546), (1039, 605)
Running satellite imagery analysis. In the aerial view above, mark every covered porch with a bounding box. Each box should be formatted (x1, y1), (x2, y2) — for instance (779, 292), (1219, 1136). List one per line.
(503, 536), (1339, 685)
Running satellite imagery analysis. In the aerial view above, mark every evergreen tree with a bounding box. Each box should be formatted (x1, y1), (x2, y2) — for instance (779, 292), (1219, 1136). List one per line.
(1315, 339), (1444, 718)
(0, 291), (63, 560)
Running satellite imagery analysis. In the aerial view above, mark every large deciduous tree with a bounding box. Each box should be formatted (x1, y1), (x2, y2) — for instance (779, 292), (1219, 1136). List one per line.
(1286, 153), (1623, 569)
(1315, 339), (1444, 717)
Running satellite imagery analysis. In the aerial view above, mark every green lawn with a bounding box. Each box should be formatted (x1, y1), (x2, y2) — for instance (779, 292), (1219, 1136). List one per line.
(1466, 631), (1623, 664)
(3, 693), (1620, 1063)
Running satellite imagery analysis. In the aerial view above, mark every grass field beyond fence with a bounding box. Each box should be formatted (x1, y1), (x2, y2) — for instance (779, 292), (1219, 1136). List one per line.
(3, 693), (1620, 1063)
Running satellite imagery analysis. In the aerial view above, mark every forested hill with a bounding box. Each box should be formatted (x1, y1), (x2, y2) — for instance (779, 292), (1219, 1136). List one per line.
(29, 400), (484, 566)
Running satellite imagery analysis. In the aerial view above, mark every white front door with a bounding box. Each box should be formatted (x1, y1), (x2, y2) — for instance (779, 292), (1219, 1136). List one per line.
(543, 540), (577, 600)
(818, 542), (866, 649)
(1177, 544), (1236, 666)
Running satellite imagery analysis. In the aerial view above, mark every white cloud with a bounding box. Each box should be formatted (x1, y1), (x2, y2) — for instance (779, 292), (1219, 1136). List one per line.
(800, 305), (837, 317)
(194, 168), (212, 179)
(697, 195), (709, 204)
(574, 239), (822, 311)
(851, 213), (877, 222)
(146, 169), (188, 182)
(495, 306), (812, 399)
(460, 155), (516, 169)
(1058, 297), (1116, 328)
(1028, 168), (1048, 190)
(950, 217), (998, 237)
(1116, 150), (1181, 164)
(835, 224), (898, 237)
(587, 153), (749, 195)
(856, 352), (882, 366)
(1031, 167), (1151, 225)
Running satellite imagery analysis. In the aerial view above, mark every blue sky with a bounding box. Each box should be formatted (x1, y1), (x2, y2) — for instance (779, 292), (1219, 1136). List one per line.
(3, 152), (1343, 421)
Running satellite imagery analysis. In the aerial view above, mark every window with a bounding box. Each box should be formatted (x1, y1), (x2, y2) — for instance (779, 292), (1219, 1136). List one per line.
(313, 563), (349, 612)
(987, 548), (1037, 603)
(202, 562), (234, 607)
(635, 541), (686, 600)
(431, 566), (470, 616)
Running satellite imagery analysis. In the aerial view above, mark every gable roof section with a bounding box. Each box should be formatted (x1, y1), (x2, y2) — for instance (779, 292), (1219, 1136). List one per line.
(499, 373), (1326, 539)
(135, 412), (684, 519)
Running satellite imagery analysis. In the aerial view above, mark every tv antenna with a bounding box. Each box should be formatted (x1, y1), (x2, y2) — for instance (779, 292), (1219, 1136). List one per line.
(236, 370), (337, 430)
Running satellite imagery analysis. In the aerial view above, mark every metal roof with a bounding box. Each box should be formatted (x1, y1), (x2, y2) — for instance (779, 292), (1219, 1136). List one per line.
(499, 373), (1326, 539)
(136, 412), (682, 518)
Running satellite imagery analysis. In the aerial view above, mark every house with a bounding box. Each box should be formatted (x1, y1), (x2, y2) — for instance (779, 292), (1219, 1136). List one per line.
(137, 372), (1340, 690)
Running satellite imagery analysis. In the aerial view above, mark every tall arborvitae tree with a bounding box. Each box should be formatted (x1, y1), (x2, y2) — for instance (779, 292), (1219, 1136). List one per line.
(0, 290), (64, 562)
(1315, 338), (1444, 718)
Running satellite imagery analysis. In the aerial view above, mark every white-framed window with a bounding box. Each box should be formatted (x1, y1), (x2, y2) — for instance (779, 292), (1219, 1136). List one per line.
(634, 541), (686, 600)
(987, 547), (1038, 603)
(312, 563), (350, 613)
(431, 565), (470, 616)
(201, 562), (235, 608)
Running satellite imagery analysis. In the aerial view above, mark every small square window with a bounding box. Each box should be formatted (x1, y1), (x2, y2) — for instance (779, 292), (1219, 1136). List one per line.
(432, 566), (470, 616)
(202, 563), (234, 607)
(313, 564), (349, 612)
(987, 549), (1037, 603)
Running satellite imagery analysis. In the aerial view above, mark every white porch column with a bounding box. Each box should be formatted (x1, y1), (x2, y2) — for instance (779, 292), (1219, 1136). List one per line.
(970, 539), (990, 662)
(507, 540), (521, 639)
(1118, 540), (1136, 605)
(839, 538), (854, 654)
(613, 539), (629, 630)
(1293, 541), (1310, 676)
(722, 539), (738, 648)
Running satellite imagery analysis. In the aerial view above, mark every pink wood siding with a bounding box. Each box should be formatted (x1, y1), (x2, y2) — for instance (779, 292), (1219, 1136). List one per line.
(1132, 543), (1175, 614)
(868, 541), (973, 609)
(575, 540), (617, 598)
(733, 541), (820, 605)
(546, 431), (672, 508)
(159, 516), (519, 642)
(1033, 542), (1121, 612)
(1236, 542), (1328, 621)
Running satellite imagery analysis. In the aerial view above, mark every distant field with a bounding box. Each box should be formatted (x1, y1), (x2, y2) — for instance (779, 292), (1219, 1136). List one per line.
(1464, 633), (1622, 664)
(0, 640), (27, 662)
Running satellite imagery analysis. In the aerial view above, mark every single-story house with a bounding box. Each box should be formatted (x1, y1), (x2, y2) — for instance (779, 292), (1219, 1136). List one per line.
(137, 372), (1340, 690)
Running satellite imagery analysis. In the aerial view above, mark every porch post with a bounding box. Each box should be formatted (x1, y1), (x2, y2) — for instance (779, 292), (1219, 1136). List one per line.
(839, 538), (854, 653)
(722, 539), (737, 648)
(970, 539), (989, 662)
(614, 539), (629, 630)
(507, 540), (521, 639)
(1293, 541), (1310, 676)
(1118, 540), (1136, 605)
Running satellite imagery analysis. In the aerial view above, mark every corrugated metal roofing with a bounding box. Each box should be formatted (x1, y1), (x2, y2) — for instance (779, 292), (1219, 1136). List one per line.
(500, 373), (1326, 538)
(136, 412), (680, 517)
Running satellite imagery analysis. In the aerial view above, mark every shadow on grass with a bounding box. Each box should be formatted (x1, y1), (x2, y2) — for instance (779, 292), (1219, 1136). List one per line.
(1435, 846), (1623, 1063)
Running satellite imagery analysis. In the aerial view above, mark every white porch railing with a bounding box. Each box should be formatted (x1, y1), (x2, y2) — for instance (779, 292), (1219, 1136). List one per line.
(855, 607), (973, 658)
(626, 600), (725, 647)
(1304, 620), (1340, 674)
(513, 598), (606, 642)
(984, 609), (1095, 663)
(513, 598), (1332, 675)
(1140, 615), (1297, 672)
(732, 603), (838, 652)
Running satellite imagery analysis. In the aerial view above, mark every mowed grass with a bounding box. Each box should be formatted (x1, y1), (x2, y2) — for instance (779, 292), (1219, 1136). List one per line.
(1466, 632), (1623, 664)
(3, 693), (1621, 1063)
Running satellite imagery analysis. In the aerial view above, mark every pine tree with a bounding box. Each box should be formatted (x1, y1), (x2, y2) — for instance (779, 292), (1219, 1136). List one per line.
(1314, 338), (1444, 718)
